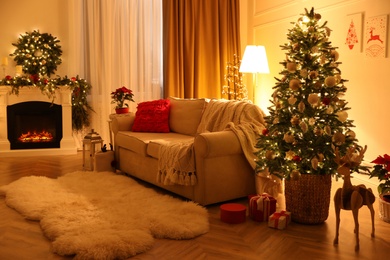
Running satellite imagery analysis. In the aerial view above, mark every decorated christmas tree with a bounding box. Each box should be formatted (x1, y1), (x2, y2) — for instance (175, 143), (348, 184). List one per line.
(255, 8), (366, 181)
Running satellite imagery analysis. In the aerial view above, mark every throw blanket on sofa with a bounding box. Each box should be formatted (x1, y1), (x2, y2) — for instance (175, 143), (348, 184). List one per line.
(157, 99), (266, 186)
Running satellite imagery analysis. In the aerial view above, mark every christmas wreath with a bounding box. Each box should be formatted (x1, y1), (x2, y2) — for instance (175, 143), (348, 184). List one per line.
(10, 30), (62, 77)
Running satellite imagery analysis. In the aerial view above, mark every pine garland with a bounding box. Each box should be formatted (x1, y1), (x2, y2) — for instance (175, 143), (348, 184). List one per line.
(0, 75), (93, 131)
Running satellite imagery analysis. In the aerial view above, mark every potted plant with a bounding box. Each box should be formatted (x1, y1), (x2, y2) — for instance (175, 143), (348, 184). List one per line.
(255, 8), (366, 224)
(370, 154), (390, 222)
(111, 86), (134, 114)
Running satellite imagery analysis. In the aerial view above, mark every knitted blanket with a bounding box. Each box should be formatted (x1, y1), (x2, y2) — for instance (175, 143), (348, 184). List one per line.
(157, 99), (266, 186)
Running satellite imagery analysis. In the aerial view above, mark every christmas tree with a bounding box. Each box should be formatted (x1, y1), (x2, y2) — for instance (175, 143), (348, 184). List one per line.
(222, 54), (248, 101)
(255, 8), (365, 180)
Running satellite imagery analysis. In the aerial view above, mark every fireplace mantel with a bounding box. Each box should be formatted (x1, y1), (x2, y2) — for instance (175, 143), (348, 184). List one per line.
(0, 85), (77, 157)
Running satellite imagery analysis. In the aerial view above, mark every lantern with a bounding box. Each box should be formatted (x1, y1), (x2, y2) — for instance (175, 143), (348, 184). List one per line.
(82, 129), (103, 171)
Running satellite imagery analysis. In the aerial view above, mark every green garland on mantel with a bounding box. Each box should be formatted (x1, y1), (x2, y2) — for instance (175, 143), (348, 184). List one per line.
(0, 75), (94, 131)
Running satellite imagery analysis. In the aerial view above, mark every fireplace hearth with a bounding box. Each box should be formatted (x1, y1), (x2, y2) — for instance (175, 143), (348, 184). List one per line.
(0, 86), (76, 156)
(7, 101), (63, 150)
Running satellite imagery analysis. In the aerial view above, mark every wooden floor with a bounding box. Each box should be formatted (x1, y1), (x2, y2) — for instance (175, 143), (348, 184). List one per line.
(0, 152), (389, 259)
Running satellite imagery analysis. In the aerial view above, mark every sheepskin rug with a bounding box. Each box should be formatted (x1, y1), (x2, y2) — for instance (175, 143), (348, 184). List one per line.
(0, 171), (209, 259)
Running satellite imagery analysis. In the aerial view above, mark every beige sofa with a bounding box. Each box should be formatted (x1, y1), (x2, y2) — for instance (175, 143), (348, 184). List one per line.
(110, 97), (266, 205)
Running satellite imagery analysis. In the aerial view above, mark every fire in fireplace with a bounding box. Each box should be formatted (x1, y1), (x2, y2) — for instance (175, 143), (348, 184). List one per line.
(18, 130), (54, 143)
(7, 101), (63, 150)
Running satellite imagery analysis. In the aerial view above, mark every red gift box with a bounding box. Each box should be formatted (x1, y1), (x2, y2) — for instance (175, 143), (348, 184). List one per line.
(220, 203), (246, 224)
(268, 210), (291, 230)
(248, 193), (276, 222)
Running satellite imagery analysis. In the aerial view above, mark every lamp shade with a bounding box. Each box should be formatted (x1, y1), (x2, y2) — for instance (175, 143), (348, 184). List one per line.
(239, 45), (270, 74)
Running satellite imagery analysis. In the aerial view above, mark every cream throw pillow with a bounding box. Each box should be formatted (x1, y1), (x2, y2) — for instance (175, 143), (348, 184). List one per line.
(168, 97), (206, 136)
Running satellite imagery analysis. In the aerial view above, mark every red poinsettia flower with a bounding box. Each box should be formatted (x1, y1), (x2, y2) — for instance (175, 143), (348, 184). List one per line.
(371, 154), (390, 171)
(371, 154), (390, 195)
(110, 86), (135, 109)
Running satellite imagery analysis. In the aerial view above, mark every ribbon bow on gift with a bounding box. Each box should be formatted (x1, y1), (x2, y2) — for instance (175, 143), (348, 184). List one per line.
(256, 193), (271, 211)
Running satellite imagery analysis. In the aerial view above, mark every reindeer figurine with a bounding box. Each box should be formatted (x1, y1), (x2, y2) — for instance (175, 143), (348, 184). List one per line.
(333, 145), (375, 251)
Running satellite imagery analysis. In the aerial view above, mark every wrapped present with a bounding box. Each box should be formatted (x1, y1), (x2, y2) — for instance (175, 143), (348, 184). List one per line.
(248, 193), (276, 222)
(220, 203), (246, 224)
(268, 210), (291, 230)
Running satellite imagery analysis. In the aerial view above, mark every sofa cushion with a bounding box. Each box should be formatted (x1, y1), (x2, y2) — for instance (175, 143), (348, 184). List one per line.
(132, 99), (171, 133)
(116, 131), (194, 158)
(168, 97), (206, 136)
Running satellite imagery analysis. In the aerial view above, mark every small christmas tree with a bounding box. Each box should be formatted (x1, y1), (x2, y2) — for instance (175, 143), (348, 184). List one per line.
(222, 54), (248, 101)
(256, 8), (365, 180)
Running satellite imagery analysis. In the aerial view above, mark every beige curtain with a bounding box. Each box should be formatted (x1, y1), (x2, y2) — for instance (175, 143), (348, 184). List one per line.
(163, 0), (241, 99)
(68, 0), (163, 144)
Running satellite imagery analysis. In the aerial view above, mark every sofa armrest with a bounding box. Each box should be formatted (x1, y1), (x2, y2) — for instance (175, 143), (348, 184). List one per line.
(194, 130), (242, 158)
(110, 113), (135, 135)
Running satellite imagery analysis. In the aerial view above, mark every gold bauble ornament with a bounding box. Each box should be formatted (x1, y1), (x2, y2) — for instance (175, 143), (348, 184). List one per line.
(289, 79), (301, 91)
(325, 76), (336, 87)
(336, 110), (348, 122)
(331, 50), (339, 61)
(332, 132), (346, 145)
(287, 62), (297, 73)
(308, 93), (319, 105)
(290, 170), (301, 180)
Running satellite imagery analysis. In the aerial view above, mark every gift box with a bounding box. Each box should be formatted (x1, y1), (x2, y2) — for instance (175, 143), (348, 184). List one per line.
(94, 151), (115, 172)
(248, 193), (276, 222)
(220, 203), (246, 224)
(268, 210), (291, 230)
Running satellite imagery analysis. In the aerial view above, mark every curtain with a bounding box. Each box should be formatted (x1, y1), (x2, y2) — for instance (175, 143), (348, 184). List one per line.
(162, 0), (240, 99)
(68, 0), (162, 145)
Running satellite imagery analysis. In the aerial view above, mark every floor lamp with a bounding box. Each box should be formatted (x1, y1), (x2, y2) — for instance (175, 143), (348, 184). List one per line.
(239, 45), (270, 103)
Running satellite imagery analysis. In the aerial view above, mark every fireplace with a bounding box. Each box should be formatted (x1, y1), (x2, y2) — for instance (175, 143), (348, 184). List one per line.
(0, 86), (76, 156)
(7, 101), (63, 150)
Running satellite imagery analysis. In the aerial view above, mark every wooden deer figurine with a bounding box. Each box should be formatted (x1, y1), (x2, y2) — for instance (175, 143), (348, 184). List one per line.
(333, 145), (375, 251)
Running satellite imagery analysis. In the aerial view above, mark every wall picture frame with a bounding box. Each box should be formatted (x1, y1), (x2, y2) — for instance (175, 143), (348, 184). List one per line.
(365, 14), (388, 58)
(345, 13), (363, 53)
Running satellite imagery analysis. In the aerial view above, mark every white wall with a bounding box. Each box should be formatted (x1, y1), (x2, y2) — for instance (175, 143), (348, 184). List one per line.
(0, 0), (69, 77)
(241, 0), (390, 161)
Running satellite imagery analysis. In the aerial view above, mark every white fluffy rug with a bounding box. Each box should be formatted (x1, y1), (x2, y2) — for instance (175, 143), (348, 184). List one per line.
(0, 171), (209, 259)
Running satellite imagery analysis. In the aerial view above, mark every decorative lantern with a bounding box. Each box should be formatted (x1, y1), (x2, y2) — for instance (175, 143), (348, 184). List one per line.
(82, 129), (103, 171)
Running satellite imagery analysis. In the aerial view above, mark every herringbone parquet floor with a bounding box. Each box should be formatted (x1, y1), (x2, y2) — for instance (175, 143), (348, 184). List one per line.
(0, 152), (389, 259)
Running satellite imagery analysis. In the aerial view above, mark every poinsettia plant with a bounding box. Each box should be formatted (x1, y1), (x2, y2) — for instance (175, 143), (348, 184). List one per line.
(370, 154), (390, 199)
(110, 86), (134, 109)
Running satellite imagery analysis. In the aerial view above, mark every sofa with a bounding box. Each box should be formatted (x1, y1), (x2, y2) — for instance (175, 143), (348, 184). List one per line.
(110, 97), (267, 205)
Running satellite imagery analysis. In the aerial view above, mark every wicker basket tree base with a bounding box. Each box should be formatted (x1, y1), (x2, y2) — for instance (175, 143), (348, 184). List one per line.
(285, 174), (332, 224)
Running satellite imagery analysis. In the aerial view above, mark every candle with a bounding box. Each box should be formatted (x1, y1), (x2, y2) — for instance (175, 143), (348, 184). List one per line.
(15, 65), (23, 76)
(1, 57), (8, 66)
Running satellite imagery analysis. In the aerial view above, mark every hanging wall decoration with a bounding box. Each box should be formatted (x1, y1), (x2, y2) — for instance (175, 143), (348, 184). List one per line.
(10, 30), (62, 76)
(345, 13), (363, 53)
(365, 15), (387, 58)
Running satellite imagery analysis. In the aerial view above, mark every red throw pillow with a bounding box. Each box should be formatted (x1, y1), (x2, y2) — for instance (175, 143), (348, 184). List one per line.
(132, 99), (171, 133)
